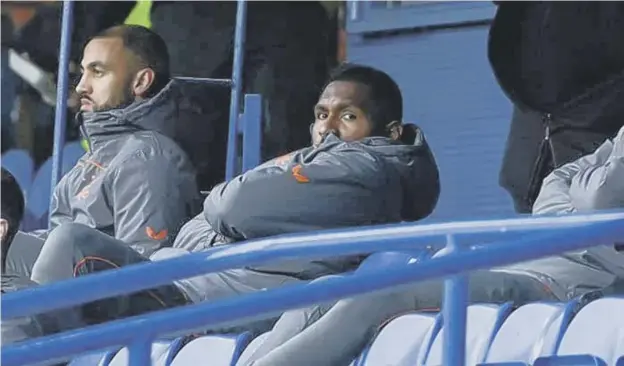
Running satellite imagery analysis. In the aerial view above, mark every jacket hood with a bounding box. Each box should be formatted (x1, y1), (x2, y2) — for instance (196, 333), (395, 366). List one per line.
(489, 2), (624, 133)
(79, 78), (220, 150)
(305, 125), (440, 221)
(359, 124), (440, 221)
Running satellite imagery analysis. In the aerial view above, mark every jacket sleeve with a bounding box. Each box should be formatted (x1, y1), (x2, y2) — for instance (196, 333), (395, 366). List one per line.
(532, 139), (615, 215)
(569, 133), (624, 212)
(204, 144), (397, 241)
(109, 152), (198, 256)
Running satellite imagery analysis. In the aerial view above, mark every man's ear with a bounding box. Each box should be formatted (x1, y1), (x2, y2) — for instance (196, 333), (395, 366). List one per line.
(386, 120), (403, 141)
(0, 218), (8, 244)
(132, 68), (155, 98)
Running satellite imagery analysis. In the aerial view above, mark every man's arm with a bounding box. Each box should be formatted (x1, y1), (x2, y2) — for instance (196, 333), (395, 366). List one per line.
(204, 142), (398, 241)
(109, 153), (198, 256)
(533, 139), (614, 215)
(569, 136), (624, 212)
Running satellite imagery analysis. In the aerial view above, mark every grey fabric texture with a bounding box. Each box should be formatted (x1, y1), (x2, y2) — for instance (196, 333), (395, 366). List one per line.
(48, 79), (201, 257)
(175, 124), (440, 280)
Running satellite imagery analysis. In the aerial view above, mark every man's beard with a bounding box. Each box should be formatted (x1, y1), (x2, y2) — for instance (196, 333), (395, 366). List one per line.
(90, 81), (136, 113)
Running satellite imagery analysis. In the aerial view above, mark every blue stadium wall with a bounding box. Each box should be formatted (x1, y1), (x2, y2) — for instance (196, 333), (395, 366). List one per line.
(346, 1), (515, 221)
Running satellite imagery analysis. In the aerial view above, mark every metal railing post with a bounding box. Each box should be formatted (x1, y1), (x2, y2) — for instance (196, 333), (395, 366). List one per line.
(48, 0), (74, 224)
(129, 338), (152, 366)
(241, 94), (262, 172)
(442, 234), (468, 366)
(225, 0), (248, 180)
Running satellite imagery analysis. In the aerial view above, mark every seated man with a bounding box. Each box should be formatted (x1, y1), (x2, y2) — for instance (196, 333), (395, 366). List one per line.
(30, 64), (441, 327)
(1, 169), (82, 343)
(240, 126), (624, 366)
(9, 25), (202, 277)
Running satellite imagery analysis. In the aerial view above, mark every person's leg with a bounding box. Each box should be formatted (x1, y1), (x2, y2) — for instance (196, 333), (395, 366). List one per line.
(244, 270), (558, 366)
(31, 223), (189, 324)
(243, 284), (414, 366)
(4, 231), (45, 278)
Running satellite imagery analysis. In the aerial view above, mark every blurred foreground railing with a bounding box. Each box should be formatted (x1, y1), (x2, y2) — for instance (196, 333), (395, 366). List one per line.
(2, 211), (624, 365)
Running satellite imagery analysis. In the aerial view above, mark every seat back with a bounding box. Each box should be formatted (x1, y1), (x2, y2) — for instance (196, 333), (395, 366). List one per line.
(485, 302), (574, 363)
(171, 333), (251, 366)
(108, 338), (183, 366)
(360, 312), (438, 366)
(425, 303), (513, 365)
(68, 350), (116, 366)
(555, 297), (624, 365)
(23, 157), (53, 230)
(62, 141), (85, 172)
(2, 149), (34, 195)
(236, 332), (271, 366)
(23, 143), (82, 230)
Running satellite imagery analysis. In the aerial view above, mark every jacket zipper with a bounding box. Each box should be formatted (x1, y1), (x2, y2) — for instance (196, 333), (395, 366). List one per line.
(543, 112), (560, 167)
(79, 124), (93, 155)
(526, 112), (556, 208)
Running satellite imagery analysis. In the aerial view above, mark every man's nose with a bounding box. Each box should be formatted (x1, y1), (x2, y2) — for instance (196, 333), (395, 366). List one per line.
(317, 119), (338, 136)
(75, 74), (90, 95)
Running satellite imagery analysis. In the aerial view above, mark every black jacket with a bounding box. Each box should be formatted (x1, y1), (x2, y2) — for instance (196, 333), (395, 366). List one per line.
(489, 2), (624, 213)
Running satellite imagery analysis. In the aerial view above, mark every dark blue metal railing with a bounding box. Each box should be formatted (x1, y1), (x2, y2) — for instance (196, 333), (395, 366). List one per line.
(3, 211), (624, 365)
(47, 0), (261, 225)
(48, 0), (74, 220)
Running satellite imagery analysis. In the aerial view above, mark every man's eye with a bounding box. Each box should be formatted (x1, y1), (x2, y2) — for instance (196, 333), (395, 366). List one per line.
(317, 113), (328, 119)
(342, 113), (357, 121)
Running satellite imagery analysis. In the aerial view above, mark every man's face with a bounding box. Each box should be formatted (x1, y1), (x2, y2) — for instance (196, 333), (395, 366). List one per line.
(76, 37), (135, 113)
(312, 80), (374, 146)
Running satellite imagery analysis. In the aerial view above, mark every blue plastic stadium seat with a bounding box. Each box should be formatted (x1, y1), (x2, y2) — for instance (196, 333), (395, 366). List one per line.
(106, 338), (185, 366)
(359, 312), (440, 366)
(534, 354), (608, 366)
(482, 301), (577, 364)
(22, 143), (82, 231)
(423, 303), (514, 366)
(235, 332), (271, 366)
(534, 297), (624, 366)
(1, 148), (34, 195)
(68, 350), (116, 366)
(62, 140), (86, 172)
(23, 157), (53, 231)
(171, 333), (251, 366)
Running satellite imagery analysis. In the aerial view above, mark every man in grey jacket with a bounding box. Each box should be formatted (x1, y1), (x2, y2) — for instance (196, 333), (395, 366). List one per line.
(239, 127), (624, 366)
(30, 64), (441, 327)
(19, 25), (204, 322)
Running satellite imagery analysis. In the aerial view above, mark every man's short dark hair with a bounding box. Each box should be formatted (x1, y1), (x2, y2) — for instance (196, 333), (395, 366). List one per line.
(1, 168), (25, 260)
(324, 63), (403, 134)
(93, 25), (170, 96)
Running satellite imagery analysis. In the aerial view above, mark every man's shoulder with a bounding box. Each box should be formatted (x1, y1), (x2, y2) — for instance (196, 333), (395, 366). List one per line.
(115, 131), (192, 167)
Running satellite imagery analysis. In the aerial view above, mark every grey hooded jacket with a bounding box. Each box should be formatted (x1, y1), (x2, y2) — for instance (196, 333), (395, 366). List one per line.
(173, 124), (440, 279)
(502, 125), (624, 298)
(49, 80), (201, 257)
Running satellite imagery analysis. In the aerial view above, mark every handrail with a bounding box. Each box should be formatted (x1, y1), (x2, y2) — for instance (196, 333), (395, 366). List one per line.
(48, 0), (73, 224)
(4, 211), (623, 320)
(3, 216), (623, 366)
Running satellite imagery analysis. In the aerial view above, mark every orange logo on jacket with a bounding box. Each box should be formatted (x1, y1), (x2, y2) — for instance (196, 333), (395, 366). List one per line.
(292, 164), (310, 183)
(146, 227), (168, 241)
